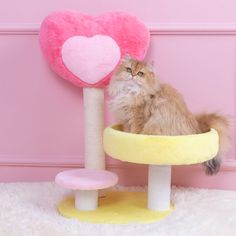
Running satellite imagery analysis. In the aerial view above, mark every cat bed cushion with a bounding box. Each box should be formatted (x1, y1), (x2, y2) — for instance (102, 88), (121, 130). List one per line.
(103, 125), (219, 165)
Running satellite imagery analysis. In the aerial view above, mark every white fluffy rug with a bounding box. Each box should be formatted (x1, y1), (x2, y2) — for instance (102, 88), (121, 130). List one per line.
(0, 182), (236, 236)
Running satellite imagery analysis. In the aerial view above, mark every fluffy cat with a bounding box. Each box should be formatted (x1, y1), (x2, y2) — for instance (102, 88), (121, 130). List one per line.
(108, 56), (230, 175)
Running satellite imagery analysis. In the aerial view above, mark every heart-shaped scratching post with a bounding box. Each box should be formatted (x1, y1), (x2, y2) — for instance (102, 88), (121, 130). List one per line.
(39, 10), (150, 175)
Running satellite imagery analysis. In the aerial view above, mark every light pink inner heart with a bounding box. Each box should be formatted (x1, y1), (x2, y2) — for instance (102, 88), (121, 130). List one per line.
(61, 35), (121, 84)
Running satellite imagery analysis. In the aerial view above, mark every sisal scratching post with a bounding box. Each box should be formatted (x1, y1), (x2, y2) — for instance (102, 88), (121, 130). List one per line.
(83, 88), (105, 170)
(148, 165), (171, 211)
(75, 190), (98, 211)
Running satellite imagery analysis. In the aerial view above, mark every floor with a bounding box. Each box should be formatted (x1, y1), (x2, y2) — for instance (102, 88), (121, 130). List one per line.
(0, 182), (235, 236)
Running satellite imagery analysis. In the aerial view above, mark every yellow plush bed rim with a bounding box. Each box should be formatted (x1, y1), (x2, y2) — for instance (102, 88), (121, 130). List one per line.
(103, 125), (219, 165)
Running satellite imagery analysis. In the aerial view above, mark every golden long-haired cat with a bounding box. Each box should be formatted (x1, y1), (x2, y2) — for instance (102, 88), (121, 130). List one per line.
(108, 56), (230, 175)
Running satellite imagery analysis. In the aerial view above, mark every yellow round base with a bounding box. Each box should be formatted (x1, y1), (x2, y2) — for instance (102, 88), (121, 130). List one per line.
(58, 191), (174, 224)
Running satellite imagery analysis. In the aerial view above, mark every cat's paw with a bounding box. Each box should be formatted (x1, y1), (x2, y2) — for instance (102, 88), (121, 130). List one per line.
(203, 157), (221, 175)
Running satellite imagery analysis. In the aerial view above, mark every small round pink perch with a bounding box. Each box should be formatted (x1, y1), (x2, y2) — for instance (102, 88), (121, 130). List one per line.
(56, 169), (118, 211)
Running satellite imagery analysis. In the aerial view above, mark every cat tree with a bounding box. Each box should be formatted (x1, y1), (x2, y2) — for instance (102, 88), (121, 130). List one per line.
(39, 10), (219, 224)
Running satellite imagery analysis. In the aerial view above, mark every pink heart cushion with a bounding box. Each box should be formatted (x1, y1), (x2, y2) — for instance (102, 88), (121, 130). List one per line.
(61, 35), (120, 84)
(39, 10), (150, 88)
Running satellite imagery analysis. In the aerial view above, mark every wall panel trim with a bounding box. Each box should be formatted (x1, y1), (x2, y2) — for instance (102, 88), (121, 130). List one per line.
(0, 155), (235, 171)
(1, 23), (236, 35)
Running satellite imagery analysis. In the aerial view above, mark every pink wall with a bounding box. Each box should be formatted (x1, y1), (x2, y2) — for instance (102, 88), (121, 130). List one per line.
(0, 0), (236, 189)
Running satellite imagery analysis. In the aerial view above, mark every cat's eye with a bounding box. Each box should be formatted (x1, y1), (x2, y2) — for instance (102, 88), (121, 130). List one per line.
(137, 71), (144, 77)
(126, 67), (132, 73)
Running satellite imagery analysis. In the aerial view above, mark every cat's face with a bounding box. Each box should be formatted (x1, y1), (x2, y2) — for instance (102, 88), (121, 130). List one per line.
(110, 57), (159, 96)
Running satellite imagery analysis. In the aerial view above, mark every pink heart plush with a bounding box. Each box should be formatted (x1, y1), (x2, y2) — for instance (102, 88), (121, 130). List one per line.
(61, 35), (120, 84)
(39, 10), (150, 88)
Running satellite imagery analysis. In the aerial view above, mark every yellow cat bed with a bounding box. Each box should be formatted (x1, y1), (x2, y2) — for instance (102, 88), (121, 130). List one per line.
(103, 124), (219, 214)
(103, 125), (219, 165)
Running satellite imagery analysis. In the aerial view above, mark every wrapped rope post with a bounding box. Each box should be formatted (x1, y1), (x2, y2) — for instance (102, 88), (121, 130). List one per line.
(148, 165), (171, 211)
(83, 88), (105, 170)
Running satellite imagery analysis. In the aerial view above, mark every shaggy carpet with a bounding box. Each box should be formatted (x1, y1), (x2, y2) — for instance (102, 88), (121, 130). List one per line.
(0, 182), (235, 236)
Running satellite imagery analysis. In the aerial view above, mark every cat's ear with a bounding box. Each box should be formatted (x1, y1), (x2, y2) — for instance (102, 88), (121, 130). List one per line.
(125, 54), (131, 60)
(148, 60), (155, 68)
(147, 60), (155, 72)
(122, 54), (132, 62)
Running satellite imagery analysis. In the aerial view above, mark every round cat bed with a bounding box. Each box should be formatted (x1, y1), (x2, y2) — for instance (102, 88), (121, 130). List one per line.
(103, 125), (219, 165)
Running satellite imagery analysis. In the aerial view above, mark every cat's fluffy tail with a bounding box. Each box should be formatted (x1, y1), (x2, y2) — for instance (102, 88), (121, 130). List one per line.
(195, 113), (230, 175)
